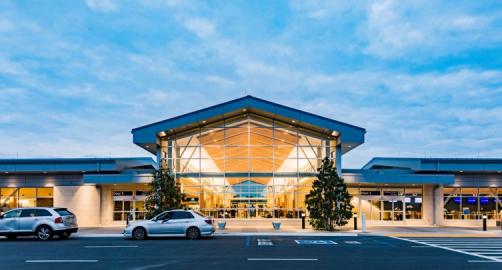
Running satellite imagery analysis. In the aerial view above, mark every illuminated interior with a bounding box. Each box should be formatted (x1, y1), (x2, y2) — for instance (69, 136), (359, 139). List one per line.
(160, 114), (337, 218)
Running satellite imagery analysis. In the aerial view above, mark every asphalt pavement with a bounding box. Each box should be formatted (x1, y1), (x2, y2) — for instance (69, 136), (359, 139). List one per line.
(0, 235), (501, 270)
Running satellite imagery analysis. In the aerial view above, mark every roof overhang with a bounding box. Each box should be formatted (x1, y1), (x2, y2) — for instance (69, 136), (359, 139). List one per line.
(132, 95), (366, 155)
(362, 157), (502, 173)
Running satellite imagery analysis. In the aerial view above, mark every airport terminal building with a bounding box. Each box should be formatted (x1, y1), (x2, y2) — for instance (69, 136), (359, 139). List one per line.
(1, 96), (501, 227)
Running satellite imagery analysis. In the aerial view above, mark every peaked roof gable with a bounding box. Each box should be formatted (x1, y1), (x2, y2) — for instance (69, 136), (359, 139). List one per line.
(132, 95), (365, 154)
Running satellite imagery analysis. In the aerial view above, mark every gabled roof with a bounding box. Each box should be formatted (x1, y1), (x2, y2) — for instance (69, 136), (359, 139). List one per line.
(132, 95), (365, 154)
(362, 157), (502, 173)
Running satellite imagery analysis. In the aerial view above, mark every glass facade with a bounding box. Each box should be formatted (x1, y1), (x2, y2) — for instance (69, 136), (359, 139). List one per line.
(355, 187), (422, 221)
(0, 187), (54, 211)
(160, 114), (336, 219)
(112, 190), (148, 221)
(444, 187), (501, 220)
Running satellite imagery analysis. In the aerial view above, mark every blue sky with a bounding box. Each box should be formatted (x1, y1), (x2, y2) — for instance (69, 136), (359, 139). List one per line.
(0, 0), (501, 168)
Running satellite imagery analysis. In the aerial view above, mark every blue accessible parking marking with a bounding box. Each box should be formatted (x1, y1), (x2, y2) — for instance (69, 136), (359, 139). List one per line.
(295, 240), (337, 245)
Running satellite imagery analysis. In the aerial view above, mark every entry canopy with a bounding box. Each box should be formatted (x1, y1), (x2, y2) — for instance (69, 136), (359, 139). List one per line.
(132, 95), (365, 154)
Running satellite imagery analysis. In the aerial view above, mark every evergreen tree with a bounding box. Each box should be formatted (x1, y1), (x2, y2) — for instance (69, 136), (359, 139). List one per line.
(144, 168), (182, 219)
(305, 158), (353, 231)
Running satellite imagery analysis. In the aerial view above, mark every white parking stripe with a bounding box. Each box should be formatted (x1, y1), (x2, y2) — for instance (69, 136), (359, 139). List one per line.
(248, 258), (318, 261)
(26, 260), (98, 263)
(468, 260), (502, 263)
(85, 245), (138, 248)
(390, 236), (502, 262)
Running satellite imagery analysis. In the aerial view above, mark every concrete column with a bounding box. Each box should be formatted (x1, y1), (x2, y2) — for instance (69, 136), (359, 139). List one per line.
(434, 185), (444, 226)
(54, 185), (101, 227)
(100, 185), (113, 225)
(422, 185), (434, 225)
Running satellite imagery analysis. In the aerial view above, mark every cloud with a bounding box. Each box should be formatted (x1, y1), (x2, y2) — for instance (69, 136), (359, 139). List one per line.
(0, 0), (501, 168)
(183, 17), (215, 38)
(0, 18), (13, 32)
(362, 1), (501, 59)
(85, 0), (119, 13)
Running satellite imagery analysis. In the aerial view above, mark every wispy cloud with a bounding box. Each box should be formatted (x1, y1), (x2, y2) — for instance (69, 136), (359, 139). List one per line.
(0, 0), (500, 167)
(85, 0), (118, 13)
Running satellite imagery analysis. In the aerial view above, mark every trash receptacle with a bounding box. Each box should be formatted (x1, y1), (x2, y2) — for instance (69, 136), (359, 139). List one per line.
(272, 221), (281, 230)
(218, 221), (226, 230)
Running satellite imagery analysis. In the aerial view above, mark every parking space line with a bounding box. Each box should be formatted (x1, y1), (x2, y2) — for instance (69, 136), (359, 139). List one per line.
(85, 245), (138, 248)
(392, 237), (502, 263)
(248, 258), (318, 261)
(26, 260), (98, 263)
(468, 260), (502, 263)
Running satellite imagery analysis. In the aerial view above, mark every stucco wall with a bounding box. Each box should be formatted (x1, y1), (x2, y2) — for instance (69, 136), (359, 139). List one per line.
(54, 185), (101, 227)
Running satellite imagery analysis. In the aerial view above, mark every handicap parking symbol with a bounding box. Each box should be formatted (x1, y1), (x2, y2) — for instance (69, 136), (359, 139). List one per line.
(295, 240), (337, 245)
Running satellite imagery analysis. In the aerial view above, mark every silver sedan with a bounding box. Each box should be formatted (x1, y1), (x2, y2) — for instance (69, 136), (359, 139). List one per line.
(123, 209), (215, 240)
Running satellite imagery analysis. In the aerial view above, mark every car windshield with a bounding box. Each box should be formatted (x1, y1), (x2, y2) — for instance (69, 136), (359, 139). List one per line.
(55, 208), (73, 216)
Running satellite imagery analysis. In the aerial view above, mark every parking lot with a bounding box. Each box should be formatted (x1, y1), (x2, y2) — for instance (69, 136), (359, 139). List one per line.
(1, 235), (501, 270)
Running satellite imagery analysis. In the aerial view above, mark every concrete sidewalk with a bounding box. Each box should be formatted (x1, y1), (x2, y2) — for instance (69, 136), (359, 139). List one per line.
(364, 225), (502, 238)
(75, 226), (357, 237)
(74, 225), (502, 238)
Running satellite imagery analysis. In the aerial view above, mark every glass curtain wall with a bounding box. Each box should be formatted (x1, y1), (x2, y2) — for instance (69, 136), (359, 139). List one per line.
(0, 187), (53, 211)
(444, 187), (500, 220)
(161, 114), (334, 219)
(357, 187), (423, 221)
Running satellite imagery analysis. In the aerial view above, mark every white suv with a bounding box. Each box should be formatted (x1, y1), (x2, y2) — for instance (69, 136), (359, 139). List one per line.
(0, 207), (78, 240)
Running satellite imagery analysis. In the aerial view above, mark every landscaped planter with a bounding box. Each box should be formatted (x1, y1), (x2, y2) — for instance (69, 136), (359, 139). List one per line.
(272, 221), (281, 230)
(217, 221), (227, 230)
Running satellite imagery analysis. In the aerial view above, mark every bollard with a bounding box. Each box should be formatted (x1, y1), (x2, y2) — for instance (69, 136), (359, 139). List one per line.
(361, 213), (366, 233)
(301, 213), (306, 229)
(354, 214), (358, 230)
(483, 215), (487, 231)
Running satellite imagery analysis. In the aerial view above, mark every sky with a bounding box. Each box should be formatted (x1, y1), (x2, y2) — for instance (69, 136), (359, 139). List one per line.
(0, 0), (501, 168)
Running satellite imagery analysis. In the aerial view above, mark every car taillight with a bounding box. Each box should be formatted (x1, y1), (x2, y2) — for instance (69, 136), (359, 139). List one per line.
(55, 217), (63, 224)
(204, 219), (213, 225)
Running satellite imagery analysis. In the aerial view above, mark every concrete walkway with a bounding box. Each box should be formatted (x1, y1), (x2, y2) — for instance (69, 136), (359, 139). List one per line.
(365, 225), (502, 238)
(74, 225), (502, 238)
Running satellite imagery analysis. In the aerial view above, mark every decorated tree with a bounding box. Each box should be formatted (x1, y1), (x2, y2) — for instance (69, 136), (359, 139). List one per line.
(144, 168), (182, 219)
(305, 158), (353, 231)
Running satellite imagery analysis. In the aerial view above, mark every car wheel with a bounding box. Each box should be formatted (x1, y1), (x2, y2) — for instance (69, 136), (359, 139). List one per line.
(132, 227), (147, 240)
(36, 225), (53, 241)
(59, 232), (71, 239)
(186, 227), (200, 240)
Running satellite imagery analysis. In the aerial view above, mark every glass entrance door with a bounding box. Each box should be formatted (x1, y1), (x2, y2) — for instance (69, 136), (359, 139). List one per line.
(382, 198), (404, 221)
(113, 191), (147, 222)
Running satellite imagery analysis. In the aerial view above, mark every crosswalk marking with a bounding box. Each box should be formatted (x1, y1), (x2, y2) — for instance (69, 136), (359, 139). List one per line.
(257, 239), (273, 246)
(344, 241), (361, 244)
(393, 237), (502, 263)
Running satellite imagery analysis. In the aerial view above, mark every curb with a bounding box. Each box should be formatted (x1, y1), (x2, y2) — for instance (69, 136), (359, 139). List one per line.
(73, 232), (358, 238)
